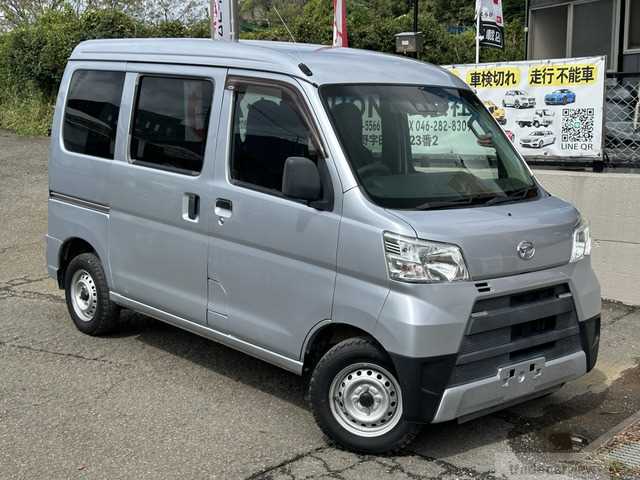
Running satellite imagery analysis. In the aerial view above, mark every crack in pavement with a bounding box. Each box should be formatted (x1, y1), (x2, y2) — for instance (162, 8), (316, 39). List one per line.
(405, 449), (502, 479)
(0, 241), (41, 257)
(1, 289), (65, 304)
(245, 446), (331, 480)
(243, 443), (499, 480)
(0, 340), (133, 368)
(0, 275), (64, 304)
(605, 308), (639, 327)
(1, 275), (50, 288)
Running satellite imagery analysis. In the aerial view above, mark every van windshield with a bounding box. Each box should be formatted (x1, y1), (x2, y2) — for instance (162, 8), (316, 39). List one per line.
(321, 84), (538, 210)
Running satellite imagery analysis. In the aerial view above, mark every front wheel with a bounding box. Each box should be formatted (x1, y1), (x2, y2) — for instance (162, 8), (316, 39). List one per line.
(308, 337), (420, 454)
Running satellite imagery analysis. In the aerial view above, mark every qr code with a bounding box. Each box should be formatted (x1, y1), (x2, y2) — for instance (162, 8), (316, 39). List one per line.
(561, 108), (595, 143)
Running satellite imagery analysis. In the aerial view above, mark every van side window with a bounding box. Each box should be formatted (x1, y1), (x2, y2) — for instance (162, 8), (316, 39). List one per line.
(63, 70), (125, 159)
(130, 76), (213, 175)
(230, 83), (320, 193)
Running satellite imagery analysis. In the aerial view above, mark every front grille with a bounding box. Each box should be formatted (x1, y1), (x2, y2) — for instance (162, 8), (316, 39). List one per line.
(448, 283), (582, 386)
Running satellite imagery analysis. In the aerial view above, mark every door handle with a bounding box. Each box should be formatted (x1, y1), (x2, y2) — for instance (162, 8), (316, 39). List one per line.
(215, 198), (233, 219)
(182, 193), (200, 222)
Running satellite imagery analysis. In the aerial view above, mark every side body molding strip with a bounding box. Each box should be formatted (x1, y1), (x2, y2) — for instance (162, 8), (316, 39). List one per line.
(50, 191), (111, 214)
(110, 292), (304, 375)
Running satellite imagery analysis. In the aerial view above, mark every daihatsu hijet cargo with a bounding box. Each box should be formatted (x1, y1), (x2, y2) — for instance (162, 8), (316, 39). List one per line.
(47, 39), (601, 453)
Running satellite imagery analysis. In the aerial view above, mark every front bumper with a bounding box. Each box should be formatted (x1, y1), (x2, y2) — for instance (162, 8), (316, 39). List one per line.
(378, 260), (601, 424)
(389, 315), (599, 424)
(432, 351), (586, 423)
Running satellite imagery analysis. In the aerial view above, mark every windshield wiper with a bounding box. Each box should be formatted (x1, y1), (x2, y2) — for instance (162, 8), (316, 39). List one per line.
(413, 197), (476, 210)
(413, 187), (538, 211)
(482, 186), (538, 206)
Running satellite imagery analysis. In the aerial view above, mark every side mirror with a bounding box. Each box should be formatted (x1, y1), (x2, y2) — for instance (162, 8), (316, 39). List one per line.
(282, 157), (322, 202)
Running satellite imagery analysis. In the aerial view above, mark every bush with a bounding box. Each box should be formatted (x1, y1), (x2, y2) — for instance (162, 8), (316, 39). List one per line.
(0, 85), (54, 136)
(0, 2), (525, 136)
(1, 7), (81, 97)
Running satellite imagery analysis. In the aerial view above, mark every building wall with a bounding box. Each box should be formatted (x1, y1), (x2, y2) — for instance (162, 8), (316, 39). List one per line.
(534, 169), (640, 305)
(527, 0), (640, 73)
(530, 0), (564, 8)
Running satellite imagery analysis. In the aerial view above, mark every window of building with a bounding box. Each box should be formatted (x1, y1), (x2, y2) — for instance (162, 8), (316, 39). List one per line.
(230, 82), (321, 193)
(530, 5), (568, 60)
(63, 70), (125, 159)
(626, 0), (640, 51)
(572, 0), (614, 65)
(130, 76), (213, 175)
(529, 0), (618, 70)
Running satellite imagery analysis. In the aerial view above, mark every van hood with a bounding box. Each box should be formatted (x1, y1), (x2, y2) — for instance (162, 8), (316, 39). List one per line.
(387, 195), (579, 280)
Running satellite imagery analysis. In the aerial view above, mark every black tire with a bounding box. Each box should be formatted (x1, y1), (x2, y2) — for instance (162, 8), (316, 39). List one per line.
(533, 120), (540, 128)
(308, 337), (420, 454)
(64, 253), (119, 336)
(515, 100), (520, 108)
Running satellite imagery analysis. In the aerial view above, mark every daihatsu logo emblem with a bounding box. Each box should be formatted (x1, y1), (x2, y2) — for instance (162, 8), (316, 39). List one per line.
(517, 241), (536, 260)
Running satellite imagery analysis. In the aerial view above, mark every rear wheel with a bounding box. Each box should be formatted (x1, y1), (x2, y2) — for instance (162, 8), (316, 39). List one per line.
(64, 253), (119, 335)
(308, 337), (420, 454)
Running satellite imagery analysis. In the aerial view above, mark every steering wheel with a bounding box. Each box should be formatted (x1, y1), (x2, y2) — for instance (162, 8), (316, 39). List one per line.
(357, 162), (391, 179)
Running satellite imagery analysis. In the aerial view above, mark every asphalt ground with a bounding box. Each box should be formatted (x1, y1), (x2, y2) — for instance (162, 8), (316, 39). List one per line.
(1, 130), (639, 479)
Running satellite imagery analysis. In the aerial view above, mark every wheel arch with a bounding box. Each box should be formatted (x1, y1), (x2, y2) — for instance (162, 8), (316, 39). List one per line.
(56, 237), (100, 288)
(301, 321), (390, 375)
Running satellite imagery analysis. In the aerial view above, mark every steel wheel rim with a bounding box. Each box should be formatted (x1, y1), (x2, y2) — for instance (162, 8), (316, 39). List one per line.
(70, 269), (98, 322)
(329, 362), (403, 437)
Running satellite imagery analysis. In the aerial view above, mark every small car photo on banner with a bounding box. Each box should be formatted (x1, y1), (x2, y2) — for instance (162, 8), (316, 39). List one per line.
(445, 56), (606, 159)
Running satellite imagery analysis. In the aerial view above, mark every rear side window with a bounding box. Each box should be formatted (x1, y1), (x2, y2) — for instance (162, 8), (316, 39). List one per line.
(130, 76), (213, 175)
(63, 70), (125, 159)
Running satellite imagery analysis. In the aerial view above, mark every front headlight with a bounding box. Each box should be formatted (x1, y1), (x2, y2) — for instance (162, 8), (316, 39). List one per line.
(383, 232), (469, 283)
(570, 221), (592, 263)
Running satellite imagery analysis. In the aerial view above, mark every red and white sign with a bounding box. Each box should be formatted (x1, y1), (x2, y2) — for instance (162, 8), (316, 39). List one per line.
(332, 0), (348, 47)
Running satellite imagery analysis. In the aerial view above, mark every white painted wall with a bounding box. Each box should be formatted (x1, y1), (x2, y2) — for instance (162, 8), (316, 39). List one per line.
(534, 170), (640, 306)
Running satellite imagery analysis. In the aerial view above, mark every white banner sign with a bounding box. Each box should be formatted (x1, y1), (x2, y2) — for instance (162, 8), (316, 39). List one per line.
(477, 0), (504, 48)
(211, 0), (236, 41)
(445, 56), (606, 158)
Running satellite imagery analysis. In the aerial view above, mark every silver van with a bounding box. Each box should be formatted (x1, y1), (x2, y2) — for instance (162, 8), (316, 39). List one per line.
(47, 39), (601, 453)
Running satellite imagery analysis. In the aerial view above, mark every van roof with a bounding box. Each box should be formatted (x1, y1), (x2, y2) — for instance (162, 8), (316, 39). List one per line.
(70, 38), (468, 89)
